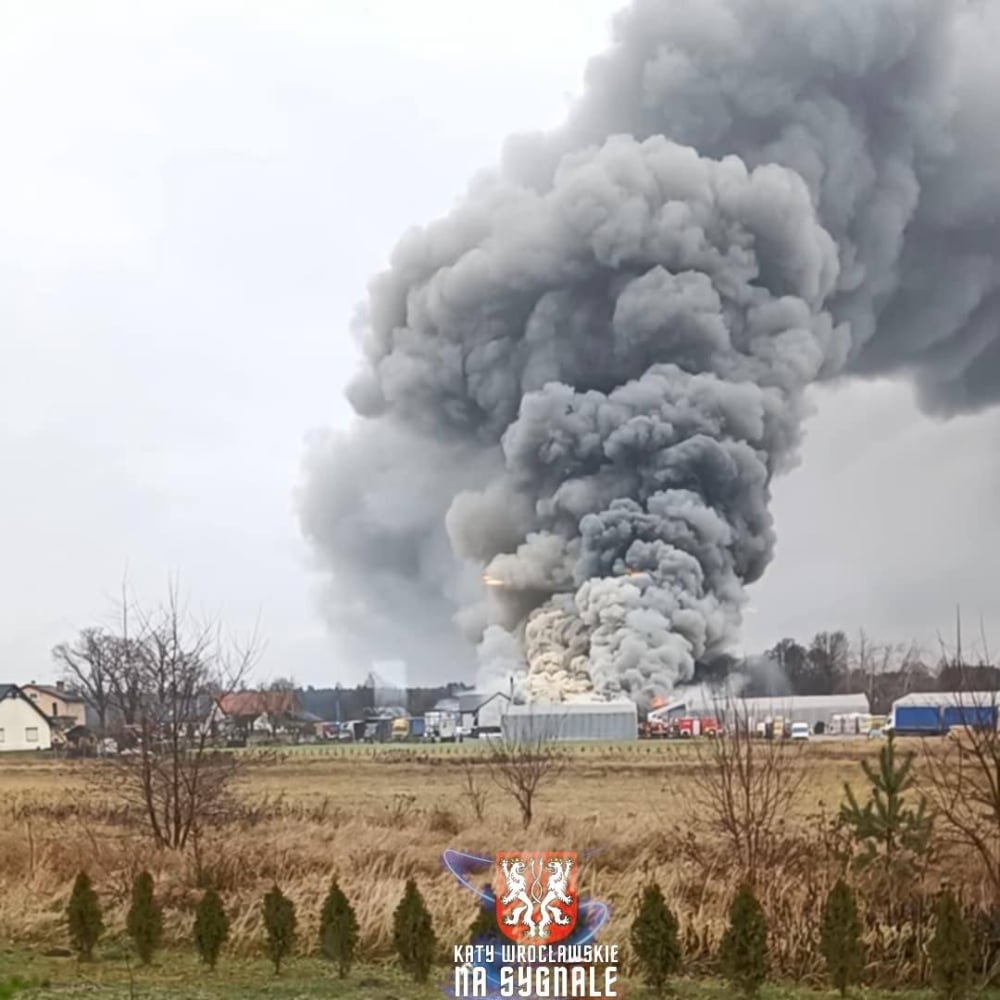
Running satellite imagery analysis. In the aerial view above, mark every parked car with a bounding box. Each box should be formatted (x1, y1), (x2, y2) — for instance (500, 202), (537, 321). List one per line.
(790, 722), (811, 741)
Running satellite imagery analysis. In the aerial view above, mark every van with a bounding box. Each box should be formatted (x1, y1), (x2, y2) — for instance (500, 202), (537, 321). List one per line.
(790, 722), (811, 741)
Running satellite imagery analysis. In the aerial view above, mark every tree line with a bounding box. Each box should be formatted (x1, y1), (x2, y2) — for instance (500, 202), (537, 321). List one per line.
(696, 629), (1000, 713)
(62, 862), (976, 999)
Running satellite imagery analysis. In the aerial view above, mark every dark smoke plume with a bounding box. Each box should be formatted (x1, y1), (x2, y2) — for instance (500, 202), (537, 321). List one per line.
(299, 0), (1000, 704)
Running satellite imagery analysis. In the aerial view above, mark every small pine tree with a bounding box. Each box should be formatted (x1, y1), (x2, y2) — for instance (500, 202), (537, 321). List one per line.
(263, 886), (297, 975)
(820, 879), (864, 997)
(719, 883), (768, 998)
(929, 890), (973, 1000)
(630, 882), (682, 995)
(392, 879), (436, 983)
(468, 884), (501, 945)
(193, 887), (229, 971)
(319, 878), (359, 978)
(66, 872), (104, 961)
(840, 732), (933, 881)
(126, 871), (163, 966)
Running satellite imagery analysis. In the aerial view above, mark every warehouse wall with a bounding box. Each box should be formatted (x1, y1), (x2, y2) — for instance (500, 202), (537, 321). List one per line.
(501, 703), (638, 742)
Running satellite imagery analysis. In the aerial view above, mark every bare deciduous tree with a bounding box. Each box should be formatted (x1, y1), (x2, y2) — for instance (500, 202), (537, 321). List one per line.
(688, 700), (807, 886)
(459, 759), (489, 822)
(73, 583), (265, 851)
(921, 679), (1000, 904)
(483, 714), (565, 830)
(52, 628), (119, 734)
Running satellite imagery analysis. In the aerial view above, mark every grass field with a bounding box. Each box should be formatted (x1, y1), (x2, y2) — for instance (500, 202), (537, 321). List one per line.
(0, 738), (987, 994)
(2, 952), (995, 999)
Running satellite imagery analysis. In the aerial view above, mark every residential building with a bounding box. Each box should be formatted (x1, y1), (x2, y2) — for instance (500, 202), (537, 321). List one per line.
(21, 681), (88, 727)
(0, 684), (54, 751)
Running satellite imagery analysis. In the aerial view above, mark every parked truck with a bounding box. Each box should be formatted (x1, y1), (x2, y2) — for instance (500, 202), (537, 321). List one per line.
(891, 702), (997, 735)
(424, 710), (458, 743)
(389, 717), (426, 741)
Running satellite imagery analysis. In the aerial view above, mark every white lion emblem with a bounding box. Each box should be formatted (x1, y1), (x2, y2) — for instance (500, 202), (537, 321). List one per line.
(498, 855), (575, 940)
(537, 858), (574, 936)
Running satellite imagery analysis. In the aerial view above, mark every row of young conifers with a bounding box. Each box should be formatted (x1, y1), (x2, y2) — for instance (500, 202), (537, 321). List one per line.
(62, 866), (976, 999)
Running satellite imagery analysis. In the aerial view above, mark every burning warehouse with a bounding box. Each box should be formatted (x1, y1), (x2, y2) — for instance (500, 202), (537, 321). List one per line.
(650, 687), (871, 735)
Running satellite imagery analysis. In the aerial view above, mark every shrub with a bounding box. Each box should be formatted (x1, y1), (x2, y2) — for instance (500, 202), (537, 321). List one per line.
(263, 886), (297, 975)
(66, 872), (103, 961)
(193, 887), (229, 971)
(629, 882), (681, 995)
(468, 884), (501, 945)
(319, 878), (359, 978)
(719, 883), (768, 998)
(393, 878), (436, 983)
(126, 871), (163, 966)
(929, 890), (974, 1000)
(820, 879), (863, 997)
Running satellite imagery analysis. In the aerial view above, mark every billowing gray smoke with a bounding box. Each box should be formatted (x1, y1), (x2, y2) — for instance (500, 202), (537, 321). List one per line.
(299, 0), (1000, 705)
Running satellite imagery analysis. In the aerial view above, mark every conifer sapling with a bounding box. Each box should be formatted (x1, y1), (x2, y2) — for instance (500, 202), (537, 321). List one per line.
(67, 871), (104, 962)
(929, 889), (973, 1000)
(820, 879), (863, 997)
(630, 882), (682, 995)
(126, 871), (163, 966)
(392, 879), (436, 983)
(719, 883), (768, 998)
(193, 887), (229, 971)
(263, 886), (297, 975)
(319, 878), (359, 978)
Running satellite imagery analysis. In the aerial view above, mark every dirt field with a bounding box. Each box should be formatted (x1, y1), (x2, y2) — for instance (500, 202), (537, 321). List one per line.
(0, 738), (980, 993)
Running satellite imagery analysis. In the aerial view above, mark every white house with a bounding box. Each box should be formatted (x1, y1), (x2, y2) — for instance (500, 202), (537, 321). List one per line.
(0, 684), (54, 751)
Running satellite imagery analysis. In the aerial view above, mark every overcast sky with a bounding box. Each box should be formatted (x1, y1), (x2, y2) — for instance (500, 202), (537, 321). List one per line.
(3, 0), (999, 689)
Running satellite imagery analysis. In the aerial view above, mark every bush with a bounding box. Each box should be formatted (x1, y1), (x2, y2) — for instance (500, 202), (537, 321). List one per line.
(719, 883), (768, 998)
(820, 879), (863, 997)
(126, 871), (163, 966)
(193, 887), (229, 971)
(468, 884), (501, 945)
(319, 878), (359, 978)
(392, 879), (436, 983)
(929, 890), (974, 1000)
(66, 872), (103, 961)
(629, 882), (681, 995)
(263, 886), (297, 975)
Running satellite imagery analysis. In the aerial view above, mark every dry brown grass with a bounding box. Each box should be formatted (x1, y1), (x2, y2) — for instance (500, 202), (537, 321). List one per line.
(0, 739), (984, 987)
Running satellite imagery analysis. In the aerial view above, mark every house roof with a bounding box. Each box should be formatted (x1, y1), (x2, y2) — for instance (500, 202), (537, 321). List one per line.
(0, 683), (55, 725)
(21, 683), (85, 703)
(458, 691), (512, 713)
(217, 690), (300, 717)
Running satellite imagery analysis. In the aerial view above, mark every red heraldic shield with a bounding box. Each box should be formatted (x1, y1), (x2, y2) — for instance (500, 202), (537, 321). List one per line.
(494, 851), (578, 944)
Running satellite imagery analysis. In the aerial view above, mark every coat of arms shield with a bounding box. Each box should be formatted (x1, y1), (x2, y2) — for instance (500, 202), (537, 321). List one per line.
(494, 851), (578, 943)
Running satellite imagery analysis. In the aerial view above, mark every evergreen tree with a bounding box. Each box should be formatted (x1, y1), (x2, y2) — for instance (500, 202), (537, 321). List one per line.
(929, 890), (974, 1000)
(263, 886), (297, 975)
(468, 884), (501, 945)
(719, 883), (768, 998)
(319, 878), (359, 978)
(840, 732), (933, 880)
(392, 879), (436, 983)
(630, 882), (682, 995)
(126, 871), (163, 966)
(820, 879), (864, 997)
(66, 872), (104, 961)
(193, 887), (229, 971)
